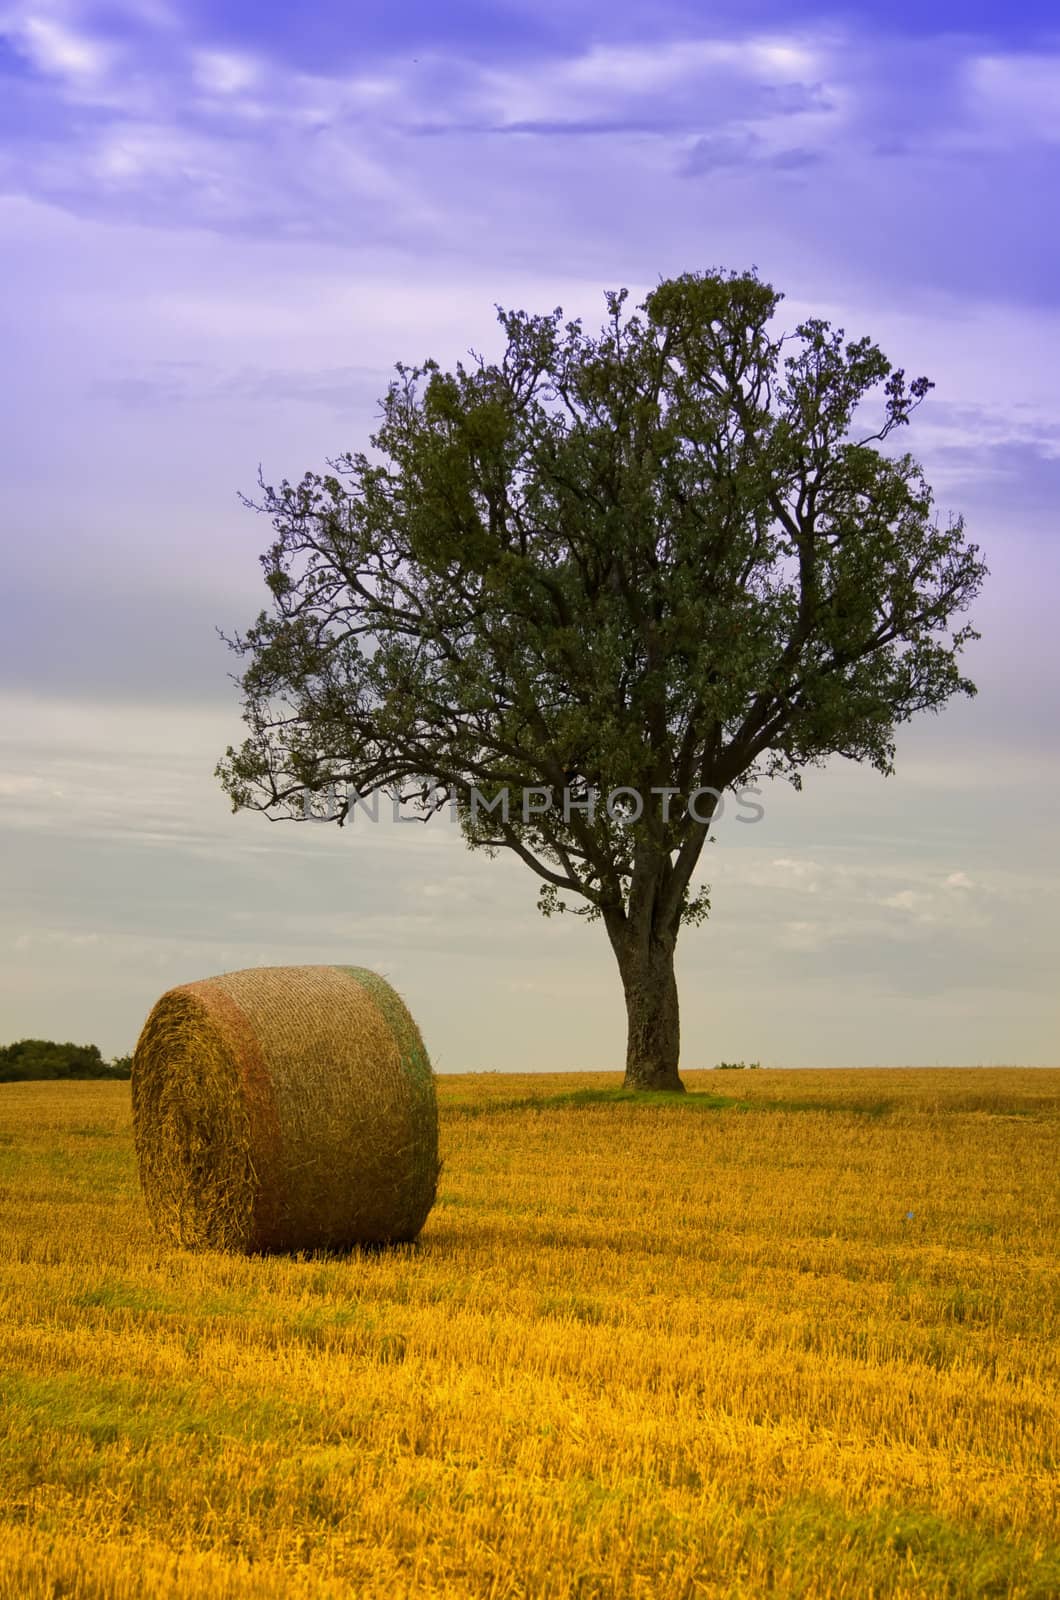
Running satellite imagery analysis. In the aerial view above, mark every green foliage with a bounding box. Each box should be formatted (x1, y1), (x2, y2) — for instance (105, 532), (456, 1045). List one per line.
(0, 1041), (132, 1083)
(715, 1060), (762, 1070)
(218, 267), (985, 945)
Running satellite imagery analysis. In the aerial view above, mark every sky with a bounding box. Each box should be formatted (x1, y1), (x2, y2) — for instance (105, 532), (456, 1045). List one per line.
(1, 0), (1058, 1070)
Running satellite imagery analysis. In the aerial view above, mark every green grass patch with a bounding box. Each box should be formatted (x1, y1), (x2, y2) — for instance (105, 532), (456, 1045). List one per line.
(536, 1292), (610, 1326)
(447, 1088), (746, 1117)
(73, 1281), (176, 1315)
(736, 1494), (1060, 1598)
(0, 1371), (317, 1453)
(446, 1086), (894, 1118)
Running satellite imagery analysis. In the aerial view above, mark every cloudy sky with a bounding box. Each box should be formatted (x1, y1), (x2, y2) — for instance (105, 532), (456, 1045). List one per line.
(1, 0), (1058, 1070)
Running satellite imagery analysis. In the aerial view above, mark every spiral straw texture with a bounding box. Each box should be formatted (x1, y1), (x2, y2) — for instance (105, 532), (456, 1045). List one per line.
(131, 965), (440, 1253)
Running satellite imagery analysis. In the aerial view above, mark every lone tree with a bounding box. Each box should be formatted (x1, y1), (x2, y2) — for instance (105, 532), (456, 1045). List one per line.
(218, 269), (986, 1092)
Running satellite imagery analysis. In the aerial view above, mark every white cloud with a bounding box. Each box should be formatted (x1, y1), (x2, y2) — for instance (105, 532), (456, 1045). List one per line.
(967, 53), (1060, 143)
(563, 39), (737, 94)
(15, 14), (111, 79)
(89, 125), (208, 183)
(749, 40), (820, 78)
(563, 36), (823, 95)
(465, 31), (832, 130)
(192, 49), (262, 96)
(769, 856), (820, 883)
(881, 888), (928, 913)
(420, 879), (474, 902)
(13, 928), (100, 951)
(714, 845), (1013, 949)
(778, 919), (827, 951)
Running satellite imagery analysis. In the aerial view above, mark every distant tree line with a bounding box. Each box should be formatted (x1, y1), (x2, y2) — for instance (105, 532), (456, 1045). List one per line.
(0, 1040), (132, 1082)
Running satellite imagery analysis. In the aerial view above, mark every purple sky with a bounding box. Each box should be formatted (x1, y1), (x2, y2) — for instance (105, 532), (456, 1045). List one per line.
(1, 0), (1058, 1067)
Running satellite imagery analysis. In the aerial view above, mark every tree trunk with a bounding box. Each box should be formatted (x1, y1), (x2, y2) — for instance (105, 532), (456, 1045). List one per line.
(612, 933), (684, 1093)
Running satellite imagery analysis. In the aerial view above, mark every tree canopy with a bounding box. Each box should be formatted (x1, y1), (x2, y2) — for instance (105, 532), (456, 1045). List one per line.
(0, 1040), (132, 1082)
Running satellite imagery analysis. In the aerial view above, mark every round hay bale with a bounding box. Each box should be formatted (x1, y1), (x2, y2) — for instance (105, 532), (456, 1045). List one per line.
(131, 965), (440, 1253)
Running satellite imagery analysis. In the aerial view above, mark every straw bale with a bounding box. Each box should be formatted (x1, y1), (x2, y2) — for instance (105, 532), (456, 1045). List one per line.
(131, 965), (439, 1252)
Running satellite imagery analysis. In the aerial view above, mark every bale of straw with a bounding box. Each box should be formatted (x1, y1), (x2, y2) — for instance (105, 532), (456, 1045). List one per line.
(131, 965), (440, 1253)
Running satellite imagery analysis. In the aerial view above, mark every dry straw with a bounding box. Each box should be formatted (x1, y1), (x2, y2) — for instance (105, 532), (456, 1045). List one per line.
(132, 965), (440, 1253)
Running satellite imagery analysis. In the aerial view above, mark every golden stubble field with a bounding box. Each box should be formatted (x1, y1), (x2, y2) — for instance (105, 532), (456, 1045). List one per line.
(0, 1068), (1057, 1599)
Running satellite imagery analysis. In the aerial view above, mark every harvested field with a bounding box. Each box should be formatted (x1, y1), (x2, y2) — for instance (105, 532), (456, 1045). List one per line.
(0, 1068), (1057, 1599)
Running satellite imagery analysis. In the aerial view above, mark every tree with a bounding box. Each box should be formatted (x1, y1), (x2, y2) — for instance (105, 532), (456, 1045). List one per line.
(217, 268), (986, 1092)
(0, 1040), (131, 1081)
